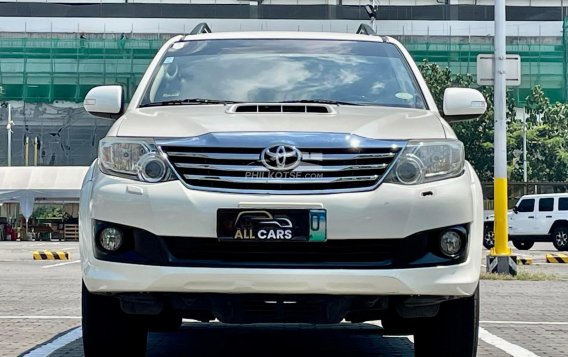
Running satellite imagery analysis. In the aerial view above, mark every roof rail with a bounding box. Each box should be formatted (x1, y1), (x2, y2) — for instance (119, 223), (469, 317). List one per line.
(189, 23), (212, 35)
(356, 24), (376, 35)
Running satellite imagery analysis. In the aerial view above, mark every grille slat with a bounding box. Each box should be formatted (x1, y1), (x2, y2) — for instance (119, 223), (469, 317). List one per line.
(302, 152), (396, 161)
(166, 152), (260, 160)
(167, 151), (396, 161)
(182, 174), (379, 184)
(174, 163), (389, 172)
(159, 134), (402, 193)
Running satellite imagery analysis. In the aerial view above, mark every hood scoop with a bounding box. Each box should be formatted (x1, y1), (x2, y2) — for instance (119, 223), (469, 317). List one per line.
(228, 103), (334, 114)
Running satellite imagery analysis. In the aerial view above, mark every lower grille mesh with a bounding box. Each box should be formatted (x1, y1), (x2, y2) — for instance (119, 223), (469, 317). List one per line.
(163, 237), (400, 268)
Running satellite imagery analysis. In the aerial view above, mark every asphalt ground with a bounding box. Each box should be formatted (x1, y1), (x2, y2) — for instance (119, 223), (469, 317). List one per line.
(1, 241), (567, 357)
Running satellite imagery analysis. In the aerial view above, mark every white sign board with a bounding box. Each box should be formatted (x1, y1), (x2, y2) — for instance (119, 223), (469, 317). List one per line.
(476, 54), (521, 86)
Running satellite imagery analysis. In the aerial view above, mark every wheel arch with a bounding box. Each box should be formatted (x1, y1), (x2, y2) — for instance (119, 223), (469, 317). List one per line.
(549, 220), (568, 234)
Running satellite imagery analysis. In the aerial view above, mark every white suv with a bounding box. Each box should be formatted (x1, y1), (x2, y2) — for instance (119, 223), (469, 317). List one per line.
(484, 193), (568, 251)
(80, 24), (486, 356)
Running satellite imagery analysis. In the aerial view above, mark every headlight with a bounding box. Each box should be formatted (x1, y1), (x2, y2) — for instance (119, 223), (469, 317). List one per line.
(137, 153), (168, 183)
(98, 137), (172, 182)
(387, 140), (464, 185)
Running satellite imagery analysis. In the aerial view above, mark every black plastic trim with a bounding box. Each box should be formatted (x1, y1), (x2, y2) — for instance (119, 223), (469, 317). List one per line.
(509, 235), (551, 242)
(189, 23), (212, 35)
(356, 24), (376, 35)
(443, 113), (484, 122)
(93, 220), (470, 269)
(112, 292), (461, 324)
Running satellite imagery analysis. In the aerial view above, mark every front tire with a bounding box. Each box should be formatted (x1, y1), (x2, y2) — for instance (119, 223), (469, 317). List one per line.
(414, 286), (479, 357)
(552, 226), (568, 251)
(82, 282), (148, 357)
(512, 240), (534, 250)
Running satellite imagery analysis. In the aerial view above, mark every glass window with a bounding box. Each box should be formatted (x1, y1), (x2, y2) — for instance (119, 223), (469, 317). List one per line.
(559, 198), (568, 211)
(538, 198), (554, 212)
(517, 199), (534, 213)
(141, 39), (426, 109)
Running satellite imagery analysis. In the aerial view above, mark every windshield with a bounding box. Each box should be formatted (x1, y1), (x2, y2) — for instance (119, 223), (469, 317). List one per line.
(141, 39), (426, 109)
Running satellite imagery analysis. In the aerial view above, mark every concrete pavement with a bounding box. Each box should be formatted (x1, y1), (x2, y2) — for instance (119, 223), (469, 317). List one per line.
(1, 241), (566, 357)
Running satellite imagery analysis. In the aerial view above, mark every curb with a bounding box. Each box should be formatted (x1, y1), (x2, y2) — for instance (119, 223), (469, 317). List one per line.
(516, 256), (533, 265)
(546, 253), (568, 264)
(33, 251), (70, 260)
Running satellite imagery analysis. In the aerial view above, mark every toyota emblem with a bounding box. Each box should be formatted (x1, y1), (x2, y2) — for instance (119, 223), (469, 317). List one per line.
(260, 144), (302, 171)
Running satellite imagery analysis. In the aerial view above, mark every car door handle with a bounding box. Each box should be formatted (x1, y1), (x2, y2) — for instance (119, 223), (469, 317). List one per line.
(546, 216), (552, 218)
(528, 216), (535, 218)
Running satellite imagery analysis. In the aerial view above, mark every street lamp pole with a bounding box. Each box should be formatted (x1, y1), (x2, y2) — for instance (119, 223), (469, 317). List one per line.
(371, 0), (378, 31)
(6, 103), (13, 167)
(523, 114), (527, 183)
(488, 0), (517, 275)
(364, 1), (379, 32)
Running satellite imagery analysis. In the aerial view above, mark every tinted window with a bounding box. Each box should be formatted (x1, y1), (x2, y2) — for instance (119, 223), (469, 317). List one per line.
(142, 39), (426, 109)
(559, 198), (568, 211)
(517, 199), (534, 212)
(539, 198), (554, 212)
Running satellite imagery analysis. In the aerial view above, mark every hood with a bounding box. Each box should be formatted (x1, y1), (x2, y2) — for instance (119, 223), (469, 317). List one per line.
(111, 105), (448, 140)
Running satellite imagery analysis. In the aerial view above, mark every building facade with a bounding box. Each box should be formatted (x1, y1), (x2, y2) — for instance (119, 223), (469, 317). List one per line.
(0, 0), (567, 166)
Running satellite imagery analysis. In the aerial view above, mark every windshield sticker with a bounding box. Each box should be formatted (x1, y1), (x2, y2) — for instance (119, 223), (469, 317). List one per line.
(395, 92), (414, 100)
(164, 57), (174, 64)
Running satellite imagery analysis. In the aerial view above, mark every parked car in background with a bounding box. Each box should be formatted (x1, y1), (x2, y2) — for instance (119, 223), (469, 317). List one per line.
(483, 193), (568, 251)
(483, 211), (495, 249)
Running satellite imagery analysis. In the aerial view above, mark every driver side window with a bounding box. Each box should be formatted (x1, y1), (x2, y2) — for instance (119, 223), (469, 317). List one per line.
(517, 199), (535, 213)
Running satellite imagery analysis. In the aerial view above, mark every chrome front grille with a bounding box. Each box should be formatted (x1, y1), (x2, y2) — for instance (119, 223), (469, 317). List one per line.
(158, 133), (404, 194)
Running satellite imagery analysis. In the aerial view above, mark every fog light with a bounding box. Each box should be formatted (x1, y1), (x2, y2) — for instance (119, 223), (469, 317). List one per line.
(99, 227), (123, 252)
(395, 156), (424, 185)
(439, 230), (462, 257)
(137, 153), (167, 183)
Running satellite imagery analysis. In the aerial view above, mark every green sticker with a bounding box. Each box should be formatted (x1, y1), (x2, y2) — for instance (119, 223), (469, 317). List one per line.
(309, 210), (327, 242)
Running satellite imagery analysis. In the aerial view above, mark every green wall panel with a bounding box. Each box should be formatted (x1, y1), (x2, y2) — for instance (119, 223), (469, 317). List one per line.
(0, 35), (566, 105)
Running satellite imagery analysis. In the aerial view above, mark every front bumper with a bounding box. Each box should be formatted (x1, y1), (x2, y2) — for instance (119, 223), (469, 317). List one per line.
(92, 221), (469, 269)
(82, 258), (479, 296)
(80, 162), (483, 297)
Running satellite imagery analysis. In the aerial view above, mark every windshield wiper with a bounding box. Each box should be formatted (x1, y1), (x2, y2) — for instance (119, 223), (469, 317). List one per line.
(140, 98), (238, 107)
(279, 99), (362, 106)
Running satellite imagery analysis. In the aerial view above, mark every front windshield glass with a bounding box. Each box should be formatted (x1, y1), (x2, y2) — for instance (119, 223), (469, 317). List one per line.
(141, 39), (426, 109)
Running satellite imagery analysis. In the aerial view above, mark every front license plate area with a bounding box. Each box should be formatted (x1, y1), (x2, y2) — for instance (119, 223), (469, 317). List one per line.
(217, 209), (326, 242)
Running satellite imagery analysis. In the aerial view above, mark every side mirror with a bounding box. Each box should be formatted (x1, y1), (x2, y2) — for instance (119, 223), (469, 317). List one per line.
(512, 207), (518, 214)
(442, 88), (487, 121)
(83, 85), (123, 119)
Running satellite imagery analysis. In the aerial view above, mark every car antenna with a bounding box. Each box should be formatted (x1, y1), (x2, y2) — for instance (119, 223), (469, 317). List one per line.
(189, 23), (212, 35)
